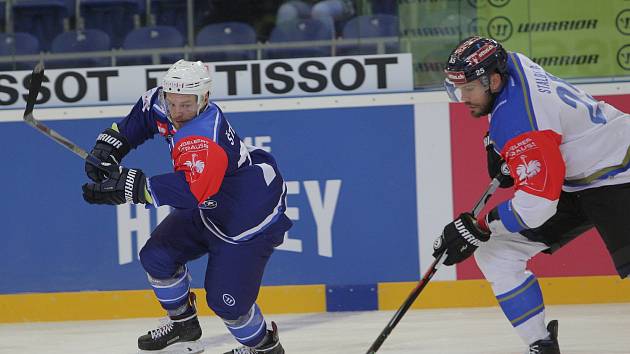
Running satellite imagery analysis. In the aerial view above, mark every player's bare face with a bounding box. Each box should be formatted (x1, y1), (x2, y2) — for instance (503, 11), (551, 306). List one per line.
(458, 80), (492, 117)
(165, 93), (199, 128)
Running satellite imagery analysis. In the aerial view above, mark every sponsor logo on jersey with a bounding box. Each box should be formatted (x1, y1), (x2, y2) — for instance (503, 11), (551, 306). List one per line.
(200, 199), (217, 209)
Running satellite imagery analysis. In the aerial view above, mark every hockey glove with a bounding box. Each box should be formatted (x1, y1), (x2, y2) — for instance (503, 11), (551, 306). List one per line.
(484, 133), (514, 188)
(433, 212), (490, 266)
(82, 165), (151, 205)
(85, 126), (131, 182)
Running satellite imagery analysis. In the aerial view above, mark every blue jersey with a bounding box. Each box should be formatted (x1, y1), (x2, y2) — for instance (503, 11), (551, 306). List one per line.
(116, 88), (292, 243)
(487, 52), (630, 233)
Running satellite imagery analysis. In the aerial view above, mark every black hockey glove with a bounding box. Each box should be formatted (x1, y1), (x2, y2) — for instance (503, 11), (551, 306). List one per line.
(85, 127), (131, 182)
(484, 133), (514, 188)
(82, 165), (150, 205)
(433, 213), (490, 266)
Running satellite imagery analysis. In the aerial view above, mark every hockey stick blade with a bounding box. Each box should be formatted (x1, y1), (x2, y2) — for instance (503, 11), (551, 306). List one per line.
(365, 176), (501, 353)
(22, 63), (106, 171)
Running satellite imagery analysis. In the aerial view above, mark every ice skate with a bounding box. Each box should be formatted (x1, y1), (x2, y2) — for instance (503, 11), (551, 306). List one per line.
(528, 320), (560, 354)
(224, 321), (284, 354)
(138, 293), (202, 351)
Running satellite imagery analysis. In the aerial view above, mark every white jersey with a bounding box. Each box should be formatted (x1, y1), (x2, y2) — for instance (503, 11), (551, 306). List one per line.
(488, 52), (630, 232)
(490, 52), (630, 193)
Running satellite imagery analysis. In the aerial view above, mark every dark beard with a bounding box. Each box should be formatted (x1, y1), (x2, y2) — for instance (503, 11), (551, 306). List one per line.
(475, 101), (494, 117)
(473, 91), (497, 117)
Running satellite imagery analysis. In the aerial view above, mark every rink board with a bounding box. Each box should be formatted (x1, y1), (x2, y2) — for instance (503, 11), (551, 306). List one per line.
(1, 87), (630, 322)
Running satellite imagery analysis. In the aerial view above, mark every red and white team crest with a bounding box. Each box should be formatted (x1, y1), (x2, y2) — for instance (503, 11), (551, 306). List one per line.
(182, 152), (206, 182)
(510, 152), (547, 193)
(516, 155), (542, 184)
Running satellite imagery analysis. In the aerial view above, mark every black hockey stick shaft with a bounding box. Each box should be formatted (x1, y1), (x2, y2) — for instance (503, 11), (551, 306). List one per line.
(22, 62), (106, 171)
(365, 176), (501, 354)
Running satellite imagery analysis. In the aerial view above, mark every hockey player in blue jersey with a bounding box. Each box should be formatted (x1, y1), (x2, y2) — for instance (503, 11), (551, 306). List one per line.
(81, 60), (292, 354)
(433, 36), (630, 354)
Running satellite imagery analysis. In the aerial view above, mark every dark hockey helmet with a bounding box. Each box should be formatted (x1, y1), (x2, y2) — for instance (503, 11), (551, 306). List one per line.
(443, 36), (507, 101)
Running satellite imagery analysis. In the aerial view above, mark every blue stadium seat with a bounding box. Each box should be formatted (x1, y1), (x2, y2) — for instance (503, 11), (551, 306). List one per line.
(13, 0), (68, 52)
(150, 0), (211, 40)
(310, 0), (355, 35)
(118, 25), (184, 66)
(0, 32), (39, 71)
(150, 0), (187, 38)
(337, 14), (399, 56)
(265, 18), (334, 59)
(276, 1), (312, 24)
(80, 0), (141, 48)
(194, 22), (257, 62)
(48, 29), (112, 69)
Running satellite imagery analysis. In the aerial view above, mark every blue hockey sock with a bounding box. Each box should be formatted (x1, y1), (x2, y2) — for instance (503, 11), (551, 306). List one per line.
(147, 265), (192, 314)
(223, 303), (268, 348)
(496, 274), (544, 327)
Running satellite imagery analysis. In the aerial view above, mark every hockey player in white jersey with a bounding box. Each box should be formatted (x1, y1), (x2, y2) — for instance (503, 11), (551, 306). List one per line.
(433, 36), (630, 354)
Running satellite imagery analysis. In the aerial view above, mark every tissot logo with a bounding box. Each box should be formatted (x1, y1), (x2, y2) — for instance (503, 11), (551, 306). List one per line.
(617, 45), (630, 71)
(617, 9), (630, 35)
(488, 16), (513, 41)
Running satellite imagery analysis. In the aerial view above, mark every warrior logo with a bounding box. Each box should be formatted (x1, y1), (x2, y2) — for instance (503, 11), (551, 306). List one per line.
(487, 16), (513, 41)
(222, 293), (236, 307)
(616, 9), (630, 35)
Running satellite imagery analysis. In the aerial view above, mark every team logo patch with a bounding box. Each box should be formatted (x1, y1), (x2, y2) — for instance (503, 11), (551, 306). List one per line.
(512, 153), (546, 192)
(222, 293), (236, 307)
(516, 157), (541, 182)
(178, 151), (206, 182)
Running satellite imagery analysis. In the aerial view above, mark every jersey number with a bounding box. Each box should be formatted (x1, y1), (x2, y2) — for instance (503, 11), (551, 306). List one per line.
(549, 74), (606, 125)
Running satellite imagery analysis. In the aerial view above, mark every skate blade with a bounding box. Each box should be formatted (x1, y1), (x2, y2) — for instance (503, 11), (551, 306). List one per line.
(138, 340), (205, 354)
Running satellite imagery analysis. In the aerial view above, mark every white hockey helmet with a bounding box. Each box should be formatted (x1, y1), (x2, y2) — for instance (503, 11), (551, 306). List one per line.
(160, 59), (212, 108)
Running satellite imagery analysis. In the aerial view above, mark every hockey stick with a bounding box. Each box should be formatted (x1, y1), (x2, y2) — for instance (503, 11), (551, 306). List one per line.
(365, 176), (501, 353)
(23, 62), (105, 170)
